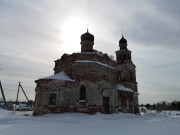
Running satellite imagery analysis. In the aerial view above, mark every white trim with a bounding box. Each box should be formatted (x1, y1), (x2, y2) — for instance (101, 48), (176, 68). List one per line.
(118, 84), (133, 93)
(134, 92), (140, 96)
(75, 60), (116, 69)
(42, 71), (75, 82)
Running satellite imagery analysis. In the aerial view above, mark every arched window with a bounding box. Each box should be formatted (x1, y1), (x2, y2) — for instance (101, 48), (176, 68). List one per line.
(118, 98), (122, 109)
(118, 72), (121, 81)
(79, 85), (86, 100)
(120, 55), (123, 60)
(124, 54), (126, 59)
(130, 72), (133, 80)
(49, 93), (56, 106)
(126, 98), (129, 109)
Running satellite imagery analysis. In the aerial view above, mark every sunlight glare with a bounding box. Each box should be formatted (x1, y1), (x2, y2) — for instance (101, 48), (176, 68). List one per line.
(61, 17), (87, 53)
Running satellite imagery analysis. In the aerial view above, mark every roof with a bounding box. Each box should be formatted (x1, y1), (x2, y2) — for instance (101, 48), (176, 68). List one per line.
(81, 29), (94, 42)
(75, 60), (116, 69)
(119, 35), (127, 44)
(81, 50), (104, 57)
(41, 71), (75, 82)
(118, 84), (133, 93)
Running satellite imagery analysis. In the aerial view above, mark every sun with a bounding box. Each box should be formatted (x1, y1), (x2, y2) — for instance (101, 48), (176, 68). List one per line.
(61, 17), (87, 53)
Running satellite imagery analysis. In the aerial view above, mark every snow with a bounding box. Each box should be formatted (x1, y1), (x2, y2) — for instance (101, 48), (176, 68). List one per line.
(81, 50), (104, 57)
(75, 60), (116, 69)
(0, 109), (180, 135)
(42, 71), (75, 82)
(118, 84), (134, 92)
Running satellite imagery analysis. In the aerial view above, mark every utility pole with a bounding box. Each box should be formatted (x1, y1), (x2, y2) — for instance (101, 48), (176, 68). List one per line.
(16, 82), (29, 102)
(0, 81), (8, 109)
(15, 82), (29, 110)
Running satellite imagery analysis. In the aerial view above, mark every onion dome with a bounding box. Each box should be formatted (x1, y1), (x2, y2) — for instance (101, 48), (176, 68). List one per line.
(119, 35), (127, 44)
(81, 29), (94, 42)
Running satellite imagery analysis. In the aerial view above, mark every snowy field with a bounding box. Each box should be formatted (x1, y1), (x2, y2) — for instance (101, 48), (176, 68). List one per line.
(0, 109), (180, 135)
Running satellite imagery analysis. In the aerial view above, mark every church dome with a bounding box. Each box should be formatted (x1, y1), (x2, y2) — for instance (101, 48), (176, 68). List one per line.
(81, 29), (94, 42)
(119, 35), (127, 44)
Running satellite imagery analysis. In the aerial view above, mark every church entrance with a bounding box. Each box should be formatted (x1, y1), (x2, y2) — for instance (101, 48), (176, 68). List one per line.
(103, 97), (110, 114)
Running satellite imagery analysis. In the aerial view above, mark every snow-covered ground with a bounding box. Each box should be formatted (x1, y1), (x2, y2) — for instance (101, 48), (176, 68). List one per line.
(0, 109), (180, 135)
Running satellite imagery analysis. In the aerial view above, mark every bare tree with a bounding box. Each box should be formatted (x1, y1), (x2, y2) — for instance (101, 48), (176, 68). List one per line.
(109, 55), (115, 60)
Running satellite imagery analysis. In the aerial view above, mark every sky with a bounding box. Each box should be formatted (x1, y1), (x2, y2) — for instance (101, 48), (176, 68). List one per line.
(0, 0), (180, 104)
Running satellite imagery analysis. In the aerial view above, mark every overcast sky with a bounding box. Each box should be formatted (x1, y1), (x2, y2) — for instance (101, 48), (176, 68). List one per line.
(0, 0), (180, 104)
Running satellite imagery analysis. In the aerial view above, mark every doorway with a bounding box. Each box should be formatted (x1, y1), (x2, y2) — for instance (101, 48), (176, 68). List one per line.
(103, 97), (110, 114)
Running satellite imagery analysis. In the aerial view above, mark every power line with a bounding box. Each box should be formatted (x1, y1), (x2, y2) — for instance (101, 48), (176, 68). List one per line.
(134, 52), (180, 71)
(136, 52), (180, 61)
(138, 62), (180, 72)
(136, 53), (180, 64)
(0, 68), (51, 74)
(1, 52), (180, 73)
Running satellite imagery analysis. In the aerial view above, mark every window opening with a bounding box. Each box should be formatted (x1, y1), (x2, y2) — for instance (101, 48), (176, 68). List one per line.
(79, 85), (86, 100)
(49, 93), (56, 106)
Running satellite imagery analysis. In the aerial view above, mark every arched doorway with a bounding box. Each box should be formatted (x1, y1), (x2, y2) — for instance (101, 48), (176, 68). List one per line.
(102, 89), (110, 114)
(103, 97), (110, 114)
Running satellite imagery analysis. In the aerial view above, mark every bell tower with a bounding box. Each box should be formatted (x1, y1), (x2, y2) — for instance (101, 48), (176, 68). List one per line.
(116, 35), (132, 64)
(116, 35), (137, 86)
(116, 35), (139, 113)
(80, 29), (94, 52)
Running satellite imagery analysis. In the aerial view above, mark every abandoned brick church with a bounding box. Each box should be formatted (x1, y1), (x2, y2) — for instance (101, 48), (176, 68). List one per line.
(33, 29), (139, 115)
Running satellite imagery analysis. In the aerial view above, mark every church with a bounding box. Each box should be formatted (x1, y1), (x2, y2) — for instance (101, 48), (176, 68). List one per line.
(33, 30), (139, 115)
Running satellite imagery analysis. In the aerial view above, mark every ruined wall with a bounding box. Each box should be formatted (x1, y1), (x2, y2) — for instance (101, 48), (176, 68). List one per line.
(54, 53), (116, 74)
(33, 78), (118, 115)
(118, 91), (135, 113)
(117, 63), (137, 92)
(34, 49), (139, 115)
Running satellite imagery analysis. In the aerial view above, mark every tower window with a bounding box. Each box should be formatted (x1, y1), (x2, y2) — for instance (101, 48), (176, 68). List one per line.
(130, 72), (133, 80)
(118, 98), (122, 109)
(124, 54), (126, 59)
(126, 98), (129, 109)
(49, 93), (56, 106)
(79, 85), (86, 100)
(118, 72), (121, 81)
(120, 55), (123, 60)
